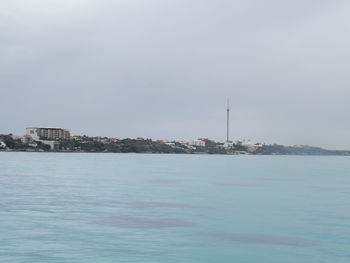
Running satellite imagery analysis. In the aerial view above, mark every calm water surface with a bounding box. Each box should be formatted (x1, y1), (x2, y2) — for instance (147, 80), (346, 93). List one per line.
(1, 153), (350, 262)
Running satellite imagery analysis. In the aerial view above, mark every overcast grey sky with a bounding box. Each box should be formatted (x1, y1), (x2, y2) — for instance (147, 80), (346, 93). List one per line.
(1, 0), (350, 149)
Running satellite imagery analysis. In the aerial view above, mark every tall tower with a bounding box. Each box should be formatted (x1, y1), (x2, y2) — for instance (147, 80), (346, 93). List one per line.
(226, 99), (230, 143)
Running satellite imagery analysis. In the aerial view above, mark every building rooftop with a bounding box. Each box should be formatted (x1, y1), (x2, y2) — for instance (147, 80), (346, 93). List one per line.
(26, 127), (68, 130)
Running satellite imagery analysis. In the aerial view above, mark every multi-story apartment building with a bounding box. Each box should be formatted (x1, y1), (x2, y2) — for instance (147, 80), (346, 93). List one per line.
(26, 127), (70, 140)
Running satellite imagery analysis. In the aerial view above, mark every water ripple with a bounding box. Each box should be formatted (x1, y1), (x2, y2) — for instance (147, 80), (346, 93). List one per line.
(200, 232), (317, 247)
(95, 216), (195, 229)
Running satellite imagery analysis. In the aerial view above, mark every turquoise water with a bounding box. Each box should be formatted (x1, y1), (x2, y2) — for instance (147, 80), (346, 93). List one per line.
(1, 153), (350, 263)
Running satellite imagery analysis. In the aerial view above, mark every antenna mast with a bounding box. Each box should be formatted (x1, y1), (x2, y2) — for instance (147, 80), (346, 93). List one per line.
(226, 99), (230, 143)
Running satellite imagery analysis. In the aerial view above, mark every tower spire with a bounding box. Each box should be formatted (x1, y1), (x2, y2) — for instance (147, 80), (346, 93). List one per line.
(226, 99), (230, 143)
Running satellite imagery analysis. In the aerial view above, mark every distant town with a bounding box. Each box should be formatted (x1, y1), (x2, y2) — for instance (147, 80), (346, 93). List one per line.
(0, 127), (349, 155)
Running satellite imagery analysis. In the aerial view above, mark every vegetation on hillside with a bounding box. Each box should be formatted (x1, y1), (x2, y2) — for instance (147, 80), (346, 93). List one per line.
(1, 134), (349, 155)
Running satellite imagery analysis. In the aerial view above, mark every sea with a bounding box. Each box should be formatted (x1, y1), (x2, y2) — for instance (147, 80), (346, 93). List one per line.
(1, 152), (350, 263)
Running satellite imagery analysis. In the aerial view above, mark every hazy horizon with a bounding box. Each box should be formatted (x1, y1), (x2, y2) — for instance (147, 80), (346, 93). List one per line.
(2, 0), (350, 150)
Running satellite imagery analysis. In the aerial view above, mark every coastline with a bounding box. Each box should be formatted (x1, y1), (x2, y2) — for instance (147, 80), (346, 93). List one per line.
(1, 149), (349, 156)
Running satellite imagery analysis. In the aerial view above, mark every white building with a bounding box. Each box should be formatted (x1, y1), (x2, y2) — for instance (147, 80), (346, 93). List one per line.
(189, 139), (206, 147)
(240, 140), (263, 152)
(21, 134), (34, 144)
(26, 127), (70, 140)
(223, 141), (234, 149)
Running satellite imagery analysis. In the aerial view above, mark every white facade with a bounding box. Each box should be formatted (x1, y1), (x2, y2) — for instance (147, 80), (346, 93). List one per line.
(223, 141), (234, 149)
(26, 127), (70, 140)
(21, 135), (34, 144)
(189, 139), (206, 147)
(240, 141), (263, 152)
(40, 140), (57, 150)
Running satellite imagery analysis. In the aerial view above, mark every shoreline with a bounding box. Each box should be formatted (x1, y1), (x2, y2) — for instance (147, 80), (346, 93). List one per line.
(1, 150), (349, 156)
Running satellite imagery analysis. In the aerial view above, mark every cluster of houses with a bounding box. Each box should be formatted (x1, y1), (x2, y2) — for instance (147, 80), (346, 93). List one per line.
(0, 127), (264, 153)
(167, 138), (263, 153)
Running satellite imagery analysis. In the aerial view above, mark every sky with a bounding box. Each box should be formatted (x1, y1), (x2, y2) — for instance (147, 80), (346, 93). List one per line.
(1, 0), (350, 149)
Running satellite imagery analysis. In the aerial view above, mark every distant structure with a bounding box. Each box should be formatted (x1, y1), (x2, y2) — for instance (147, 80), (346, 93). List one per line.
(0, 141), (6, 149)
(189, 139), (206, 147)
(226, 99), (230, 143)
(224, 99), (234, 149)
(26, 127), (70, 140)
